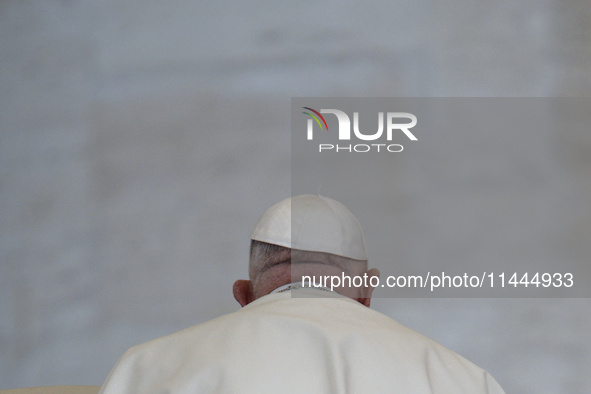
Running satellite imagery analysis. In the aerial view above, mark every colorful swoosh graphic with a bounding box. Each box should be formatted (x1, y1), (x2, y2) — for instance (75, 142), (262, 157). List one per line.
(302, 107), (329, 131)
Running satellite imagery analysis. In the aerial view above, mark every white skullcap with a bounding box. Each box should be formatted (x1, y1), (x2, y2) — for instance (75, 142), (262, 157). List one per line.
(250, 195), (368, 260)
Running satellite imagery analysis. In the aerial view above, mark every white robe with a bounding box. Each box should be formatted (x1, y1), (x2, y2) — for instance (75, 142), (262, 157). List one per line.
(99, 289), (505, 393)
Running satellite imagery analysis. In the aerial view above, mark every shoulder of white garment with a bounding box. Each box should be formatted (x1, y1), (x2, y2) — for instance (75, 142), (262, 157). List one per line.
(99, 289), (506, 393)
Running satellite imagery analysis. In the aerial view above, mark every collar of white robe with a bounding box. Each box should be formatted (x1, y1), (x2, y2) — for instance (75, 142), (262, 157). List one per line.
(271, 281), (334, 294)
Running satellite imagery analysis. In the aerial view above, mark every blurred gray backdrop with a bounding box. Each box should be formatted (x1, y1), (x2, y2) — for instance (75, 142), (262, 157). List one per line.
(1, 1), (590, 393)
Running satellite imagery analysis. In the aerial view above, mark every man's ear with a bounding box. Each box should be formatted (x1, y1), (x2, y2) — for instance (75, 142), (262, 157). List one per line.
(358, 268), (380, 308)
(233, 280), (254, 307)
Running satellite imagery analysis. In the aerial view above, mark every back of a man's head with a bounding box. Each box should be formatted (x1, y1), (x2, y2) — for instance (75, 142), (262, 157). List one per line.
(233, 195), (379, 307)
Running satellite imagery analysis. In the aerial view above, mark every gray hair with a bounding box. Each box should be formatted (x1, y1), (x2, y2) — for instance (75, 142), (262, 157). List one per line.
(249, 240), (368, 281)
(249, 240), (290, 279)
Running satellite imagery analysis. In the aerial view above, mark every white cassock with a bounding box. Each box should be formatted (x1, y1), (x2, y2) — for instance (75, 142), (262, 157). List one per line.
(99, 288), (505, 394)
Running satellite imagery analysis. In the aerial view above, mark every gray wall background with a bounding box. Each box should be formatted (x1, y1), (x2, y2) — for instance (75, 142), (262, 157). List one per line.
(1, 1), (590, 392)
